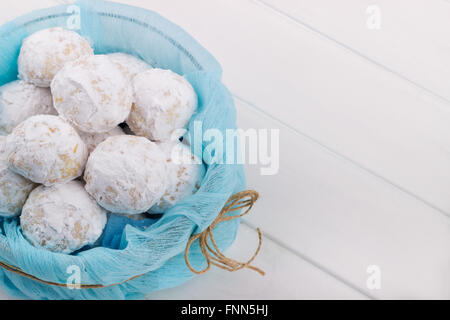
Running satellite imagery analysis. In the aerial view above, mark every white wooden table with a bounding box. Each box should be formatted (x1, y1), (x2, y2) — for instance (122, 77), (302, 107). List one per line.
(1, 0), (450, 300)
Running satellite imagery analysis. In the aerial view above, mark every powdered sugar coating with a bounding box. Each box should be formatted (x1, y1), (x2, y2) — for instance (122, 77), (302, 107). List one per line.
(150, 140), (205, 213)
(0, 136), (36, 217)
(77, 126), (125, 154)
(20, 181), (107, 254)
(84, 135), (167, 215)
(6, 115), (88, 186)
(51, 55), (133, 133)
(127, 68), (197, 141)
(0, 80), (55, 135)
(18, 27), (93, 87)
(107, 53), (152, 81)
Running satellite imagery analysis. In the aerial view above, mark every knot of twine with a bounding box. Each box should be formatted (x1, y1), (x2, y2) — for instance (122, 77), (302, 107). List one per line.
(184, 190), (265, 276)
(0, 190), (264, 289)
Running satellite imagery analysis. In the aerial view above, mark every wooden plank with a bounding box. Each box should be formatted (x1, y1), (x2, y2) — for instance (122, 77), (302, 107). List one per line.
(236, 98), (450, 299)
(0, 0), (57, 24)
(147, 224), (367, 300)
(255, 0), (450, 102)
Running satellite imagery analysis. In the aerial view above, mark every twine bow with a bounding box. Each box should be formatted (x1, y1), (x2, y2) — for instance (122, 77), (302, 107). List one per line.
(0, 190), (264, 289)
(184, 190), (265, 276)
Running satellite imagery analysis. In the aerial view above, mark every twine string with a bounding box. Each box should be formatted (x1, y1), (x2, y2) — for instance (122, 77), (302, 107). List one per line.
(0, 190), (264, 289)
(184, 190), (265, 276)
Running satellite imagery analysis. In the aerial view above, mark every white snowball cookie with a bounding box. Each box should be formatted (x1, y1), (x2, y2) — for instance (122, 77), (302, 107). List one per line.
(0, 136), (36, 217)
(18, 27), (93, 87)
(84, 135), (167, 215)
(128, 68), (197, 141)
(77, 126), (125, 154)
(107, 53), (152, 81)
(0, 80), (55, 135)
(20, 181), (107, 254)
(51, 55), (133, 133)
(6, 115), (88, 186)
(150, 140), (205, 213)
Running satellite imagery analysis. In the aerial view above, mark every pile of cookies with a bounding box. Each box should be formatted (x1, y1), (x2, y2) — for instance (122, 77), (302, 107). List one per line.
(0, 27), (205, 254)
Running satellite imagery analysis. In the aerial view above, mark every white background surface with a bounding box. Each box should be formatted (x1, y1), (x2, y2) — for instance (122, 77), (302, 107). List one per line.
(1, 0), (450, 300)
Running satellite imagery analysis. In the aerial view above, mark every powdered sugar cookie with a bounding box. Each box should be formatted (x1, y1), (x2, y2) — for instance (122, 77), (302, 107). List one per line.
(51, 55), (133, 133)
(84, 135), (167, 215)
(127, 68), (197, 141)
(107, 52), (152, 81)
(150, 140), (204, 213)
(77, 126), (125, 154)
(18, 27), (93, 87)
(6, 115), (88, 186)
(0, 136), (36, 217)
(20, 181), (107, 254)
(0, 80), (55, 135)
